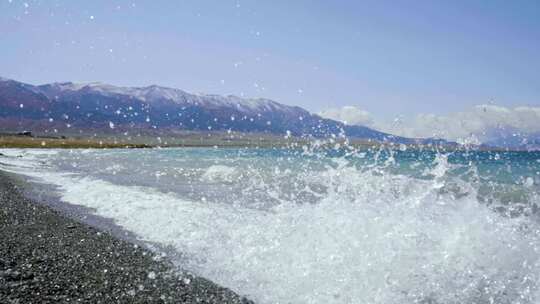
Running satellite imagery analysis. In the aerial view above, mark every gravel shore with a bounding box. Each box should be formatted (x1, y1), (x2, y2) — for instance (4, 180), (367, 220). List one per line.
(0, 171), (253, 304)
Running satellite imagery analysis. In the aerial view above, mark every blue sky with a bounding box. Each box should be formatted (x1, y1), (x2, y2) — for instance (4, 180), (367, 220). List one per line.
(1, 0), (539, 118)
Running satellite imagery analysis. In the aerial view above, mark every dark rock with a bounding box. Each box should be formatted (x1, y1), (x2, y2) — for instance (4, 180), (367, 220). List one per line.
(1, 269), (22, 281)
(17, 131), (33, 137)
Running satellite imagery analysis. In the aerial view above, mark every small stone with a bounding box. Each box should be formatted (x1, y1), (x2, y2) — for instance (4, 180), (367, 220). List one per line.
(2, 269), (22, 281)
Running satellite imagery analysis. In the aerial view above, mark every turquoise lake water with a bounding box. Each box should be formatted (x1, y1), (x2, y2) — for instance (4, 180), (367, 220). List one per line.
(2, 146), (540, 303)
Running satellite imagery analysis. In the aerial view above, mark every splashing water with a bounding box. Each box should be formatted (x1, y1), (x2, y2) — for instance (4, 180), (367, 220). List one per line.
(1, 147), (540, 303)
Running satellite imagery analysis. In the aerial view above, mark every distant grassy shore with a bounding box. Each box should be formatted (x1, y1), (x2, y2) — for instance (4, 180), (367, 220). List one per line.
(0, 132), (516, 152)
(0, 131), (314, 149)
(0, 133), (388, 150)
(0, 133), (298, 149)
(0, 135), (151, 149)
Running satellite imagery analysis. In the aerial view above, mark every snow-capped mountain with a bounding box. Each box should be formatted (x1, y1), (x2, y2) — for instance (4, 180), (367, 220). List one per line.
(0, 77), (417, 143)
(36, 81), (310, 114)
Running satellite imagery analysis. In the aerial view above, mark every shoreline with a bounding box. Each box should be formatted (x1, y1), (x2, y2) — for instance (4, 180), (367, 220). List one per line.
(0, 170), (253, 304)
(1, 134), (535, 152)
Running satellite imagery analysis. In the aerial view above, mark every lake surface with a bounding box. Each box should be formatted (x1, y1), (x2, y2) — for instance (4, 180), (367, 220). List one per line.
(2, 146), (540, 303)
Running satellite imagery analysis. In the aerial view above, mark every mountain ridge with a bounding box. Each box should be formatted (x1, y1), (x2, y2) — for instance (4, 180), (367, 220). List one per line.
(0, 77), (442, 145)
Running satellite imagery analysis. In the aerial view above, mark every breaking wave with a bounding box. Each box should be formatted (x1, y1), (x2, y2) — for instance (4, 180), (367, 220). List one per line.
(1, 147), (540, 303)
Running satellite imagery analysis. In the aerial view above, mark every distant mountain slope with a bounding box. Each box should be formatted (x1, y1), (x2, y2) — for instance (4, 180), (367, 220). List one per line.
(0, 77), (420, 143)
(481, 127), (540, 151)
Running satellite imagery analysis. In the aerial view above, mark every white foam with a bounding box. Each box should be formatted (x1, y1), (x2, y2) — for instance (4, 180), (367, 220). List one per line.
(0, 148), (59, 158)
(201, 165), (240, 183)
(0, 148), (59, 170)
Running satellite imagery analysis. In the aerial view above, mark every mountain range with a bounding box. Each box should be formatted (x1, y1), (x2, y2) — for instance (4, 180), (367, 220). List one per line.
(0, 77), (444, 145)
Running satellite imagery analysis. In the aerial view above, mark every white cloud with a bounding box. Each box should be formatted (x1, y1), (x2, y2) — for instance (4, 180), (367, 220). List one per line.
(319, 106), (374, 127)
(320, 105), (540, 144)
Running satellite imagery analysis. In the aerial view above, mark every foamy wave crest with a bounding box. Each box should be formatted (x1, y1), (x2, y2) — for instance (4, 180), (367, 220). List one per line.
(201, 165), (240, 183)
